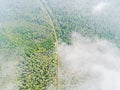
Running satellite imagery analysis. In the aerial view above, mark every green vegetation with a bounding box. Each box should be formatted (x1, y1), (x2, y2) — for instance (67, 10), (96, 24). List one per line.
(0, 0), (119, 90)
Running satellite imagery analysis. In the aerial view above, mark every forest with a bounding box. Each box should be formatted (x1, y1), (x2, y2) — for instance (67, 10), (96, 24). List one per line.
(0, 0), (120, 90)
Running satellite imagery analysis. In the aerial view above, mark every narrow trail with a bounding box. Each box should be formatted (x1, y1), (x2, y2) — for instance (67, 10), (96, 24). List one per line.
(39, 0), (61, 90)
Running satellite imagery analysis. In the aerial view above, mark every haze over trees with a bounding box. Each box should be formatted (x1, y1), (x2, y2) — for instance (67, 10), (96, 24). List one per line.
(0, 0), (120, 90)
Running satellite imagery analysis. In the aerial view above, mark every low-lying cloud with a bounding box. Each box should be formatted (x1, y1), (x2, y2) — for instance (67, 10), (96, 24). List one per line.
(92, 2), (109, 14)
(57, 32), (120, 90)
(0, 51), (19, 90)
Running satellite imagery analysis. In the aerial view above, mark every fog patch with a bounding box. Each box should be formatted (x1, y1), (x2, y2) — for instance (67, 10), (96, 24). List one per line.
(92, 2), (109, 14)
(57, 32), (120, 90)
(0, 51), (19, 90)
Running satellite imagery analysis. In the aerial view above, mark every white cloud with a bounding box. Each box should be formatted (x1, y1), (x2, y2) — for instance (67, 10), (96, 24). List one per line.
(0, 52), (19, 90)
(92, 2), (109, 14)
(57, 33), (120, 90)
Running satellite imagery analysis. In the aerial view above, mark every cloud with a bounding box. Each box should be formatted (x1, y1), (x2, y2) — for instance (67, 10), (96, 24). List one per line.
(92, 2), (109, 14)
(0, 52), (19, 90)
(57, 32), (120, 90)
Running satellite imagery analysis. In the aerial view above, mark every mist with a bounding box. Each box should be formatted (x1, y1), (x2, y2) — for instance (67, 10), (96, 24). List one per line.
(57, 32), (120, 90)
(0, 50), (20, 90)
(47, 0), (120, 45)
(0, 0), (120, 90)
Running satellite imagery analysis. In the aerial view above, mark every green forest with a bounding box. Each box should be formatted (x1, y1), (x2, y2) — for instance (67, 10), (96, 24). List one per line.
(0, 0), (120, 90)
